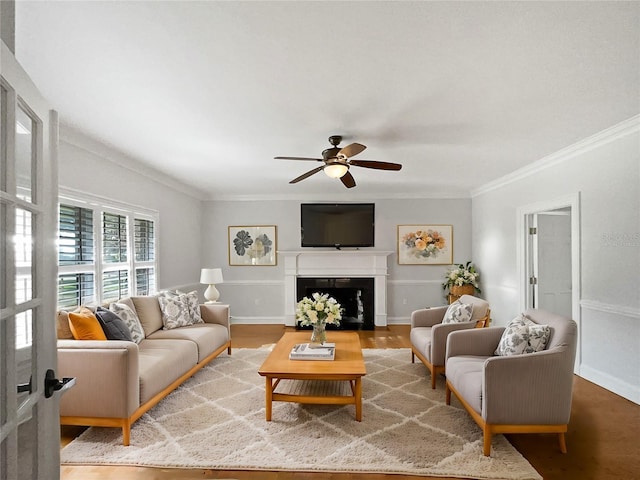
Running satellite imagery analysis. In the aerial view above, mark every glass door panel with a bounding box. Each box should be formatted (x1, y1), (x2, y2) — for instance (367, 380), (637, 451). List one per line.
(15, 105), (34, 203)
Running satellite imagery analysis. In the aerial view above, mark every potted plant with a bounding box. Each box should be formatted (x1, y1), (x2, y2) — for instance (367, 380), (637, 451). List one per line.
(443, 261), (482, 297)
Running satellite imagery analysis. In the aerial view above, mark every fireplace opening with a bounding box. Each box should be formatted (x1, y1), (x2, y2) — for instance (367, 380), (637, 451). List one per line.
(296, 277), (375, 330)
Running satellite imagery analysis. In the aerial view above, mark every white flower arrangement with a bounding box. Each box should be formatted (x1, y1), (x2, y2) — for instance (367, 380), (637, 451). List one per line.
(442, 261), (481, 293)
(295, 292), (342, 327)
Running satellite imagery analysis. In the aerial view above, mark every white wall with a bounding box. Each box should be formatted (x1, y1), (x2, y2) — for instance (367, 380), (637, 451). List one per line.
(201, 197), (472, 324)
(58, 127), (205, 291)
(472, 117), (640, 403)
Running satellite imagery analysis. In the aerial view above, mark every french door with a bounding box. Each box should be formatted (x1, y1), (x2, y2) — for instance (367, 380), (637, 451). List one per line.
(1, 40), (61, 479)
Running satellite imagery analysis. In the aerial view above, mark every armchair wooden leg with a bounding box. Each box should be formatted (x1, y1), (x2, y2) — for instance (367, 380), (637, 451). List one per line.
(558, 432), (567, 453)
(411, 351), (415, 363)
(483, 426), (492, 456)
(445, 383), (451, 405)
(122, 421), (131, 446)
(430, 367), (436, 389)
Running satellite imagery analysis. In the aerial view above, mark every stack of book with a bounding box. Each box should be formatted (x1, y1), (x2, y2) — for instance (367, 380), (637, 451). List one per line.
(289, 343), (335, 361)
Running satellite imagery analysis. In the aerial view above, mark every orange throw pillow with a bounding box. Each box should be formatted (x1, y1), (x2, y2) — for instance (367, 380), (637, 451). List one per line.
(68, 308), (107, 340)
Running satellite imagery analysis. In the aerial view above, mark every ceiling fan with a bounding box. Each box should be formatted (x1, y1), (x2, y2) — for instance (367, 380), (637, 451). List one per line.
(274, 135), (402, 188)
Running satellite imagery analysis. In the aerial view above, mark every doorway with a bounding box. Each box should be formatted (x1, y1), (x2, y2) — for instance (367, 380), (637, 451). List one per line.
(517, 193), (581, 373)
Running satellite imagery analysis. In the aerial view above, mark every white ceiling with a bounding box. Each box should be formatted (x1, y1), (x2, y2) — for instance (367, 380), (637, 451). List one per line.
(14, 1), (640, 200)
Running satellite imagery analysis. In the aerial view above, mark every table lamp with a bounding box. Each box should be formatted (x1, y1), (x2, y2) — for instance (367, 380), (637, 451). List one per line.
(200, 268), (223, 303)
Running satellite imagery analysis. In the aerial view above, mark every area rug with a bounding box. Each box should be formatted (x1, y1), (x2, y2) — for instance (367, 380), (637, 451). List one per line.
(61, 348), (542, 479)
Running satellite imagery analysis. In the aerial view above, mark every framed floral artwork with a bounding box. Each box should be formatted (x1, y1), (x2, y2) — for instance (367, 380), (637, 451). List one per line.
(228, 225), (277, 266)
(397, 225), (453, 265)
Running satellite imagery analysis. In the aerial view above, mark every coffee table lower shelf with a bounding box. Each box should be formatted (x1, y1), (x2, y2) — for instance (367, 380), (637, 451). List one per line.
(264, 376), (363, 421)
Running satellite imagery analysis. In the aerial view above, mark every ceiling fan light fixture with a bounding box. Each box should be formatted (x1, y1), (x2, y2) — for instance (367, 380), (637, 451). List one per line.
(324, 163), (349, 178)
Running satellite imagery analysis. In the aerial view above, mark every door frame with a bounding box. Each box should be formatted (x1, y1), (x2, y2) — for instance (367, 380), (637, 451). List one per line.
(517, 192), (581, 374)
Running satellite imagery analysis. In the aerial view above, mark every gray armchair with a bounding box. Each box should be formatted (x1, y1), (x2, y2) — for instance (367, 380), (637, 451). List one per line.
(410, 295), (490, 389)
(444, 309), (578, 456)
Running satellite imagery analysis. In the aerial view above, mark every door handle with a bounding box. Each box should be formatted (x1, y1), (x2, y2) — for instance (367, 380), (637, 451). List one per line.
(44, 369), (76, 398)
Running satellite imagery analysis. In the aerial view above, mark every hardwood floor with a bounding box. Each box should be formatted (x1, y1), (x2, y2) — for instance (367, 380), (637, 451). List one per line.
(61, 325), (640, 480)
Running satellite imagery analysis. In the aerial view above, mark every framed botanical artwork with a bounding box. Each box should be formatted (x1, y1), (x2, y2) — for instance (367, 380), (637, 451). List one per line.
(228, 225), (277, 266)
(397, 225), (453, 265)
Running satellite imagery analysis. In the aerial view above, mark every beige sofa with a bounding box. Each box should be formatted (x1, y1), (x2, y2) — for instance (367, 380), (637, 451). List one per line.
(56, 296), (231, 446)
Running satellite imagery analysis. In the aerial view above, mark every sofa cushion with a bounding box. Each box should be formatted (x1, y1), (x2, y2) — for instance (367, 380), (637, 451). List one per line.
(409, 326), (433, 362)
(495, 314), (551, 356)
(131, 296), (164, 336)
(137, 339), (198, 404)
(181, 290), (204, 324)
(157, 291), (204, 330)
(95, 306), (134, 341)
(68, 307), (107, 340)
(57, 310), (75, 339)
(445, 355), (487, 415)
(147, 323), (229, 362)
(442, 301), (473, 324)
(109, 302), (145, 344)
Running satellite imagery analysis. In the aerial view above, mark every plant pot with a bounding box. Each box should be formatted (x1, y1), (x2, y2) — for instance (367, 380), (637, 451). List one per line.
(451, 284), (475, 297)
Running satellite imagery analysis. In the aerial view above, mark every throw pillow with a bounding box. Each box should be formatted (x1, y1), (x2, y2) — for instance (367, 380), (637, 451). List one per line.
(109, 302), (145, 344)
(95, 306), (134, 342)
(157, 292), (194, 330)
(68, 307), (107, 340)
(181, 290), (204, 324)
(495, 314), (551, 356)
(442, 301), (473, 324)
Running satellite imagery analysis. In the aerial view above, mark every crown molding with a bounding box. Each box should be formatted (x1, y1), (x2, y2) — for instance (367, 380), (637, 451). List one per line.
(59, 123), (209, 201)
(471, 115), (640, 197)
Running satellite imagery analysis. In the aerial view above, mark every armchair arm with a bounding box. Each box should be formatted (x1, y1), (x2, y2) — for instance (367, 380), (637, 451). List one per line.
(430, 322), (476, 367)
(482, 348), (575, 425)
(411, 306), (447, 328)
(57, 340), (139, 418)
(445, 327), (505, 360)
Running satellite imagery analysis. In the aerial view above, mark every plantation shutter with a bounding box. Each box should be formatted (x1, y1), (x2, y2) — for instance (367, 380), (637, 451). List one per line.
(134, 218), (155, 261)
(103, 212), (128, 263)
(58, 273), (95, 309)
(58, 204), (94, 265)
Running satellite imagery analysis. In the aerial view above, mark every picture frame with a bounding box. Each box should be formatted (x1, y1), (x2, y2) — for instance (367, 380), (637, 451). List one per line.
(397, 225), (453, 265)
(228, 225), (277, 266)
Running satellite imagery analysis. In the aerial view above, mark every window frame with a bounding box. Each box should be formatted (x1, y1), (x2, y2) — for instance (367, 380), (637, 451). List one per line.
(57, 188), (159, 308)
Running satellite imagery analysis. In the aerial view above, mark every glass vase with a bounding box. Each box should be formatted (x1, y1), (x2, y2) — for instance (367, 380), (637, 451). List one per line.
(310, 323), (327, 346)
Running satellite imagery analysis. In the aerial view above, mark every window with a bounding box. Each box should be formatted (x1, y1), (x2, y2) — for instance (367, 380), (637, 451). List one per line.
(57, 192), (158, 309)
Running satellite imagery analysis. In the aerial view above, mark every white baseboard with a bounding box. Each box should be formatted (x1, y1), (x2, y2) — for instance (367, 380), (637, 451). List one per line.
(230, 316), (284, 325)
(579, 364), (639, 405)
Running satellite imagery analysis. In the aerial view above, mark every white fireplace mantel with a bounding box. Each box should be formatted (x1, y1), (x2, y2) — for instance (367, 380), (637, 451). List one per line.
(278, 250), (393, 327)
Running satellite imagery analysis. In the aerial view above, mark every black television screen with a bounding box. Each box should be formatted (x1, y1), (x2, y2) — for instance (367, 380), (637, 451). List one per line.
(301, 203), (375, 248)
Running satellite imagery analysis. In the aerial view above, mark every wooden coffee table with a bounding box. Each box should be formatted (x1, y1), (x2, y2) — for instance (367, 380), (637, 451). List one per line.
(258, 331), (366, 421)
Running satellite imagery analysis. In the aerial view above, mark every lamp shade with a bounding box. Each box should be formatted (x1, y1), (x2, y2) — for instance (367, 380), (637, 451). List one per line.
(200, 268), (223, 285)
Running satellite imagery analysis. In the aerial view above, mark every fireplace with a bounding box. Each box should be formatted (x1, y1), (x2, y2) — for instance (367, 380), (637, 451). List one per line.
(279, 250), (392, 327)
(296, 277), (375, 330)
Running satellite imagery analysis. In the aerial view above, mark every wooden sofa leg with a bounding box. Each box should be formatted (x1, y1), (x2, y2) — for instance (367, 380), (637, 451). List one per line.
(411, 351), (415, 363)
(483, 426), (492, 456)
(558, 432), (567, 453)
(445, 384), (451, 405)
(227, 346), (232, 355)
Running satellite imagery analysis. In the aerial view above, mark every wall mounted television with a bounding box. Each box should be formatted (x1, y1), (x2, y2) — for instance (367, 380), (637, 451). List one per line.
(300, 203), (375, 249)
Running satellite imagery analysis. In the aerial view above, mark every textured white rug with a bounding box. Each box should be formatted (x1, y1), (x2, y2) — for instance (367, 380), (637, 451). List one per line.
(61, 348), (542, 479)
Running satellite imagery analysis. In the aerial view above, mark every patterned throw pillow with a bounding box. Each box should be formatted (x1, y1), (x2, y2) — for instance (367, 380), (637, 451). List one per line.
(157, 292), (194, 330)
(495, 314), (551, 356)
(181, 290), (204, 324)
(442, 301), (473, 324)
(157, 290), (204, 327)
(109, 302), (145, 344)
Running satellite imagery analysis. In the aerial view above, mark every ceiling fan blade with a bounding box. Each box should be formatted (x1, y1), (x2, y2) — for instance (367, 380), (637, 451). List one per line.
(340, 171), (356, 188)
(275, 156), (324, 162)
(338, 143), (366, 158)
(289, 165), (325, 184)
(349, 159), (402, 171)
